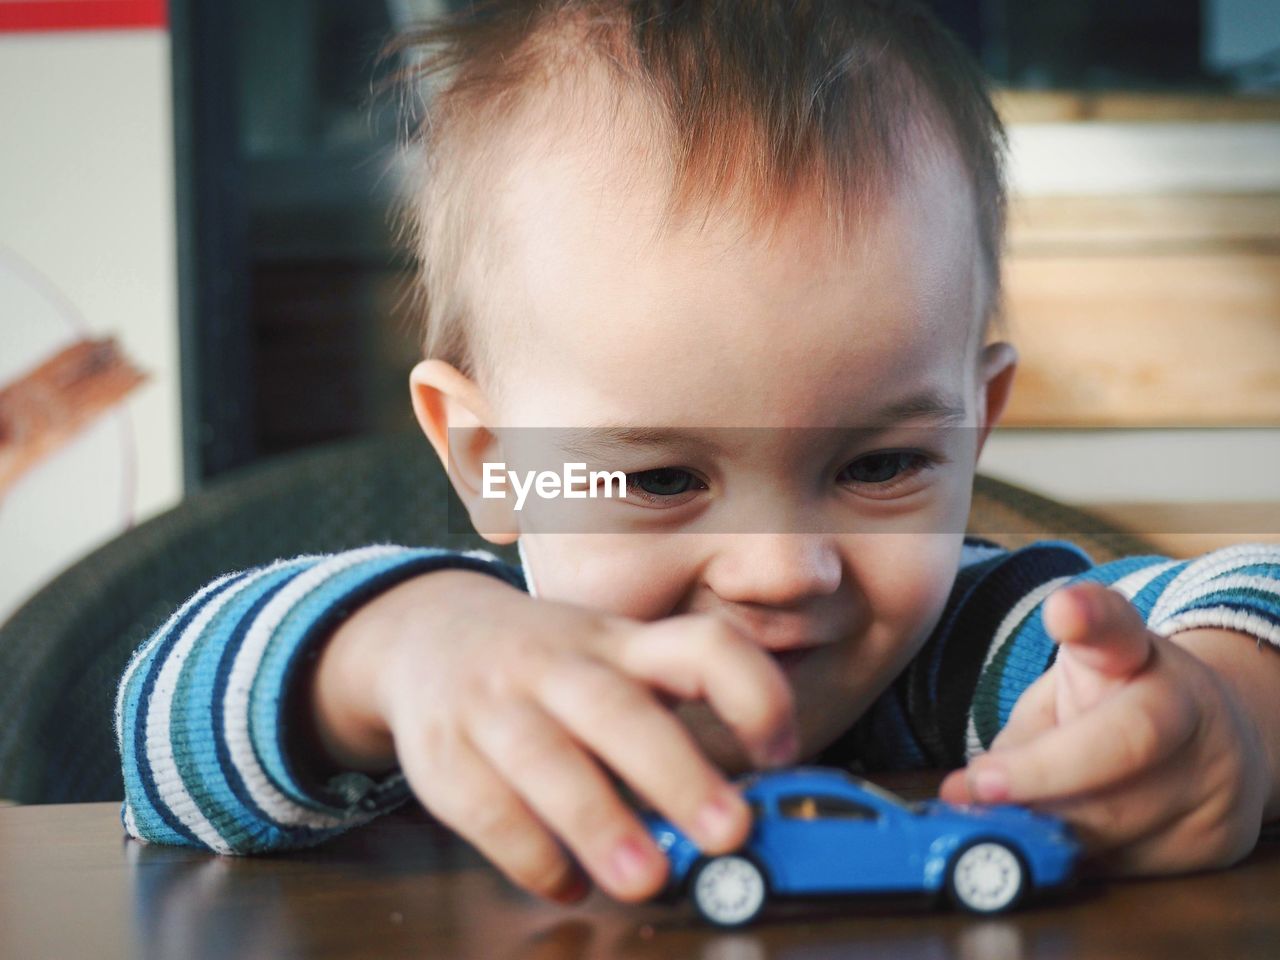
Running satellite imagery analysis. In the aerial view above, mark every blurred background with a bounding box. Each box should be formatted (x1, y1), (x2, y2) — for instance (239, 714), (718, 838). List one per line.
(2, 0), (1279, 623)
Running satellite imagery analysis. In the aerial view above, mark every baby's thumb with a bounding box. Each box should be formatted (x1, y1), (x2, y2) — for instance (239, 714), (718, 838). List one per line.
(1043, 583), (1153, 681)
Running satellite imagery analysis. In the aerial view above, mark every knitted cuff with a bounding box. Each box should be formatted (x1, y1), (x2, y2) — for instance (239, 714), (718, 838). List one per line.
(117, 546), (524, 853)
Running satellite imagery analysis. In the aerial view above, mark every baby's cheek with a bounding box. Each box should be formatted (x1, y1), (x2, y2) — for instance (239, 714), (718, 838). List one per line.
(519, 533), (695, 620)
(798, 535), (962, 736)
(851, 533), (963, 645)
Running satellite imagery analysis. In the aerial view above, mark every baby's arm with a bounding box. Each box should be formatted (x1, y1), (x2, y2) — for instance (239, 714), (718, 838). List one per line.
(116, 543), (798, 904)
(114, 545), (522, 853)
(941, 543), (1280, 874)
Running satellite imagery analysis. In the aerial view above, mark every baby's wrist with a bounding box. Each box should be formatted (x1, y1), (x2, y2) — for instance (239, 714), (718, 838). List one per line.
(308, 607), (398, 774)
(310, 568), (519, 774)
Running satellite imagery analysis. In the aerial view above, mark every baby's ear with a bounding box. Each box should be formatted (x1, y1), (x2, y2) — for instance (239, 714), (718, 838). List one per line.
(976, 341), (1018, 454)
(409, 360), (519, 545)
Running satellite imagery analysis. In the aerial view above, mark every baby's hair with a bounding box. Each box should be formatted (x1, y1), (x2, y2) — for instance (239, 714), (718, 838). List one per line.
(385, 0), (1007, 379)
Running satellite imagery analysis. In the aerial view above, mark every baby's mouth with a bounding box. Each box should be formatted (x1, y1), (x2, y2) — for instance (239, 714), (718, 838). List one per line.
(770, 646), (820, 672)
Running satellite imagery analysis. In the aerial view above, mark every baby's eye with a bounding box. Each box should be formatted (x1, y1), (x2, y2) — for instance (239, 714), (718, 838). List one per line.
(624, 467), (706, 505)
(838, 451), (931, 486)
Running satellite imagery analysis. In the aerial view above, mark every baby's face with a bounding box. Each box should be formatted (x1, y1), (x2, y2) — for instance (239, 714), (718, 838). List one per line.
(459, 140), (1006, 771)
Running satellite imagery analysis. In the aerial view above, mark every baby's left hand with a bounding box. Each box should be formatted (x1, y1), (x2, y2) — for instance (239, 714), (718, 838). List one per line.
(939, 581), (1273, 875)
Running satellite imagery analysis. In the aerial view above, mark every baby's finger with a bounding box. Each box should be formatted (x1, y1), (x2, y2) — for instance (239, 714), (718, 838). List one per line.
(938, 768), (973, 805)
(536, 653), (752, 855)
(989, 670), (1058, 752)
(939, 672), (1059, 804)
(395, 725), (585, 904)
(466, 695), (669, 903)
(960, 676), (1196, 805)
(612, 615), (798, 769)
(1043, 583), (1153, 679)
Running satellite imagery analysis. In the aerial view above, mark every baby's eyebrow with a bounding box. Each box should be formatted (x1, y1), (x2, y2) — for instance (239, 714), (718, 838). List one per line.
(555, 395), (967, 459)
(557, 427), (722, 459)
(865, 392), (969, 428)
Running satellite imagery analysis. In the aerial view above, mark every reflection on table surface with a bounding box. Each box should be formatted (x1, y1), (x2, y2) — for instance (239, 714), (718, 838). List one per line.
(3, 781), (1279, 960)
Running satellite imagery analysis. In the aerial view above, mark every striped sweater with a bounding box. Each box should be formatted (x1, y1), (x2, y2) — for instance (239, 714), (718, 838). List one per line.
(115, 539), (1280, 853)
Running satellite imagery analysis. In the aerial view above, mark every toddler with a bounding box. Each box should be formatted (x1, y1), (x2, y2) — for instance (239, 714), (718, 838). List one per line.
(117, 0), (1280, 906)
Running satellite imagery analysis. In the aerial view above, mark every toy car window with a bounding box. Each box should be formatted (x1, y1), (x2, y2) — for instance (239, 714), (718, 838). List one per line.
(778, 794), (878, 822)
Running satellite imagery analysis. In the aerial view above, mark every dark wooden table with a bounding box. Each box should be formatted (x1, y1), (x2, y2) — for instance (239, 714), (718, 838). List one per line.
(3, 774), (1280, 960)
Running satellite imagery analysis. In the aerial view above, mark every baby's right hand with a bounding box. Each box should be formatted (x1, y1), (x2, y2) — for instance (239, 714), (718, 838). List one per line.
(309, 569), (798, 904)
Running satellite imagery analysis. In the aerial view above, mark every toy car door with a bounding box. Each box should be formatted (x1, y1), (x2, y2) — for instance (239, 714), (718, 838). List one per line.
(760, 792), (916, 893)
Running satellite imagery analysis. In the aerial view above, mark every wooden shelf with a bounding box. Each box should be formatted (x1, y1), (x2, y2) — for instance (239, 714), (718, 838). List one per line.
(1001, 251), (1280, 427)
(1009, 194), (1280, 255)
(1001, 186), (1280, 428)
(997, 90), (1280, 124)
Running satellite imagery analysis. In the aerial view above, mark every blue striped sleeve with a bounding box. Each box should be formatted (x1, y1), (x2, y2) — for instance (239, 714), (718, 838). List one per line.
(1139, 544), (1280, 646)
(964, 543), (1280, 759)
(114, 545), (525, 853)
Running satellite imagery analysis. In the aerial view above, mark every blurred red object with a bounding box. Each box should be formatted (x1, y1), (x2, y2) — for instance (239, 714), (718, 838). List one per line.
(0, 1), (167, 34)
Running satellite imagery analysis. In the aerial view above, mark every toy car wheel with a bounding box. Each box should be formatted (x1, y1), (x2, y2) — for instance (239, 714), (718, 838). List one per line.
(947, 840), (1026, 914)
(690, 854), (768, 927)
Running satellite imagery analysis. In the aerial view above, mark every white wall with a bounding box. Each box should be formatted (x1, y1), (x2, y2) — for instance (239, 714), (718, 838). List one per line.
(980, 429), (1280, 505)
(0, 28), (180, 623)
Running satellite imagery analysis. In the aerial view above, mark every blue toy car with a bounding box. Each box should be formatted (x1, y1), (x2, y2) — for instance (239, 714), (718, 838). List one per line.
(643, 767), (1078, 927)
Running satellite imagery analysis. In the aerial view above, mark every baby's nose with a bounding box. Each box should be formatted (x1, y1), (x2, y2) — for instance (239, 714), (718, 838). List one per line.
(702, 534), (843, 609)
